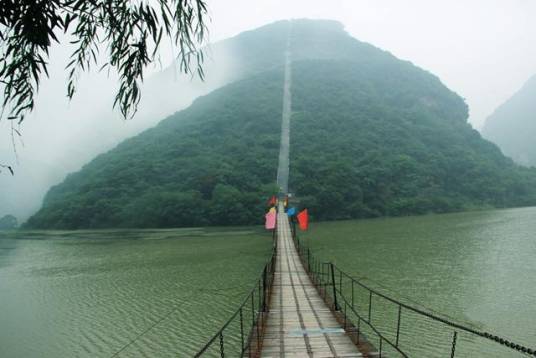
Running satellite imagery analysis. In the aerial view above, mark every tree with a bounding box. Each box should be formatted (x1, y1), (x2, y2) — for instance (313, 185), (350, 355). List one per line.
(0, 0), (208, 169)
(0, 214), (18, 229)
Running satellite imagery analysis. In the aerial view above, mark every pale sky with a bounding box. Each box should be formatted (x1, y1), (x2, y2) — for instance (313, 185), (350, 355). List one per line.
(206, 0), (536, 129)
(1, 0), (536, 220)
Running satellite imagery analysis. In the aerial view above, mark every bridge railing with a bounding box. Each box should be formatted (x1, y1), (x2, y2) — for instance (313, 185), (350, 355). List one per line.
(291, 230), (536, 358)
(194, 236), (277, 357)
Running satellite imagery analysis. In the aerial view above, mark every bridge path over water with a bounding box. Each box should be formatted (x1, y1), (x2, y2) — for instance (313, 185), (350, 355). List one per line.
(264, 20), (364, 357)
(260, 208), (364, 357)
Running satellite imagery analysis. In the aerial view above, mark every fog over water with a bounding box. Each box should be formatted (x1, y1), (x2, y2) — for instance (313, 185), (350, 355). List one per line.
(1, 0), (536, 221)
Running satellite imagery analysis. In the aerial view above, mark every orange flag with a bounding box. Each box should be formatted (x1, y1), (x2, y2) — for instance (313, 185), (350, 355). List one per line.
(297, 209), (309, 230)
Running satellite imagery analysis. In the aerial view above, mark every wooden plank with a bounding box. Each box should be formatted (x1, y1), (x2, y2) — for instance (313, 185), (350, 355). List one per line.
(261, 206), (361, 357)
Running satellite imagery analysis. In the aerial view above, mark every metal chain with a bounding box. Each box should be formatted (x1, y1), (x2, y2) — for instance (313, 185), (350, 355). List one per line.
(219, 332), (224, 358)
(480, 332), (535, 356)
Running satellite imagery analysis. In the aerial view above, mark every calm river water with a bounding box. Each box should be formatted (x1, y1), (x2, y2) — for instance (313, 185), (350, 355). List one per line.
(1, 207), (535, 357)
(304, 206), (536, 357)
(0, 228), (272, 357)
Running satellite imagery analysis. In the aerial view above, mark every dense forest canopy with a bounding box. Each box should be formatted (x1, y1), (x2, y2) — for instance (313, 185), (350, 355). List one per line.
(290, 61), (536, 219)
(482, 75), (536, 167)
(25, 20), (536, 229)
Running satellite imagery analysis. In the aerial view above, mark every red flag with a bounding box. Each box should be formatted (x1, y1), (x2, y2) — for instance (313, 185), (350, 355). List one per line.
(297, 209), (309, 230)
(267, 195), (277, 206)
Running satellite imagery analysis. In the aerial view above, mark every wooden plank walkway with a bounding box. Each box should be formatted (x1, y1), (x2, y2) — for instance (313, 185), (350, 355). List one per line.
(261, 205), (363, 357)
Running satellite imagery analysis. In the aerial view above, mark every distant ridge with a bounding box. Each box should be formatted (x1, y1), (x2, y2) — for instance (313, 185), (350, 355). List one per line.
(482, 75), (536, 167)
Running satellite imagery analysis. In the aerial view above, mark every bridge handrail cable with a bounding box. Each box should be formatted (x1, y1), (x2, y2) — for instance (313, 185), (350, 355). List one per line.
(194, 232), (277, 357)
(291, 230), (536, 357)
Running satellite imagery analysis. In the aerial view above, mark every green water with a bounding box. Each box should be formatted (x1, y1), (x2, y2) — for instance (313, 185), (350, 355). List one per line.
(0, 228), (272, 357)
(301, 206), (536, 357)
(1, 208), (535, 357)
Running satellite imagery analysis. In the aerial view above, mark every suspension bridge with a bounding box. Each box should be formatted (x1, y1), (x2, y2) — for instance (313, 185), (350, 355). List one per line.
(193, 21), (536, 358)
(260, 32), (365, 357)
(195, 23), (368, 358)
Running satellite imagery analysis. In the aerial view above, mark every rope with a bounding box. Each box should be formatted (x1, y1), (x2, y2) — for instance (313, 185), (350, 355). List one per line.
(108, 284), (249, 358)
(305, 235), (482, 331)
(109, 302), (186, 358)
(358, 273), (479, 329)
(296, 235), (536, 357)
(338, 264), (536, 355)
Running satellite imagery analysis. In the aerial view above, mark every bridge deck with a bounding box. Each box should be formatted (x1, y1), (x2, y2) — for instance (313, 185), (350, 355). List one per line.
(261, 207), (362, 357)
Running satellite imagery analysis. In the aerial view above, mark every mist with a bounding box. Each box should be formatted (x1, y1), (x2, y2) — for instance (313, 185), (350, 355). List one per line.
(0, 31), (237, 221)
(1, 0), (536, 222)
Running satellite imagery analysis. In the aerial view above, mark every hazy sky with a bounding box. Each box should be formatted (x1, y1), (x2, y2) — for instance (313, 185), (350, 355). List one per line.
(1, 0), (536, 220)
(206, 0), (536, 129)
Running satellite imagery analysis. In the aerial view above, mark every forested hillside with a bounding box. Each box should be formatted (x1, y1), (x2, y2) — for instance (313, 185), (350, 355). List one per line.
(25, 20), (536, 229)
(290, 61), (536, 220)
(26, 72), (283, 229)
(482, 75), (536, 167)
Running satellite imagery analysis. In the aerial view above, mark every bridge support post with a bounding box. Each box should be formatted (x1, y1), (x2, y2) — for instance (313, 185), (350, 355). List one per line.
(451, 331), (458, 358)
(330, 263), (339, 311)
(262, 266), (268, 312)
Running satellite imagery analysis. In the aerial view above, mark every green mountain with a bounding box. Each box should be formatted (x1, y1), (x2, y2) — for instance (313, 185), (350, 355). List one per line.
(482, 75), (536, 167)
(26, 20), (536, 229)
(290, 62), (536, 219)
